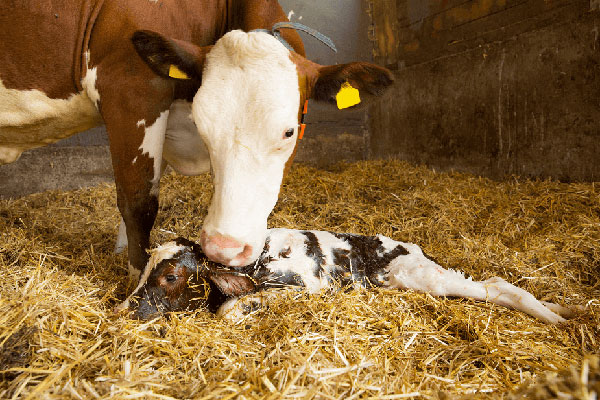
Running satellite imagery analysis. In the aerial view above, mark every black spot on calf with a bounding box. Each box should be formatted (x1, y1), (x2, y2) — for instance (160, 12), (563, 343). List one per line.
(332, 232), (408, 286)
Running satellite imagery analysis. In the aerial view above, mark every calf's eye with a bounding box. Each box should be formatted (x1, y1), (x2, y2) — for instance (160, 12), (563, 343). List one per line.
(284, 128), (295, 138)
(165, 275), (178, 283)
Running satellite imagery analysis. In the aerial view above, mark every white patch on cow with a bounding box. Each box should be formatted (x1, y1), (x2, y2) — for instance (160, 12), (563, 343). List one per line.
(115, 218), (128, 254)
(192, 30), (300, 264)
(82, 51), (100, 108)
(0, 79), (102, 164)
(115, 241), (185, 312)
(137, 111), (169, 188)
(163, 100), (210, 176)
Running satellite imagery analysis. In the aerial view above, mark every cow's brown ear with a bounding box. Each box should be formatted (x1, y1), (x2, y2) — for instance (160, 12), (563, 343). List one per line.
(131, 30), (211, 82)
(312, 62), (394, 110)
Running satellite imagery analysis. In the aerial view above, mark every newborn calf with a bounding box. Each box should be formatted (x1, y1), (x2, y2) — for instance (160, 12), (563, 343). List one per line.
(116, 229), (574, 324)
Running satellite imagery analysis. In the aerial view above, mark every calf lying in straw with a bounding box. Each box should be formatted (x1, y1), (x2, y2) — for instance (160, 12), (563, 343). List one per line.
(116, 229), (575, 323)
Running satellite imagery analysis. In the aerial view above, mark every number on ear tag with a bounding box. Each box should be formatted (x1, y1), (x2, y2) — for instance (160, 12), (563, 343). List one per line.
(169, 65), (190, 80)
(336, 82), (361, 109)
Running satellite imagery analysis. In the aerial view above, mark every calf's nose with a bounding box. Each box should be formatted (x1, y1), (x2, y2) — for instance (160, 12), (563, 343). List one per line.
(201, 231), (254, 267)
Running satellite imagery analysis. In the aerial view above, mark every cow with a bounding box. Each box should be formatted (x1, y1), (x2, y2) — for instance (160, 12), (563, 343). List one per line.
(117, 229), (577, 324)
(0, 1), (394, 281)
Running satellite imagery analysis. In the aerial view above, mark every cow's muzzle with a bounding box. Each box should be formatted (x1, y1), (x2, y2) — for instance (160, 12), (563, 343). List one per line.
(200, 230), (256, 267)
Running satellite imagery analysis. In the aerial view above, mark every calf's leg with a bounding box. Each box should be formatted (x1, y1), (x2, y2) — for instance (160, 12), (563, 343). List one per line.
(384, 245), (567, 324)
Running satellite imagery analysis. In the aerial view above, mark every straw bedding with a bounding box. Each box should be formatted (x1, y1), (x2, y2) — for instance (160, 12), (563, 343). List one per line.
(0, 160), (598, 399)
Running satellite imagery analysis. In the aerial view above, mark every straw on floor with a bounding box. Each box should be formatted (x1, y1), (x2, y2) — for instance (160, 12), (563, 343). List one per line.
(0, 160), (598, 399)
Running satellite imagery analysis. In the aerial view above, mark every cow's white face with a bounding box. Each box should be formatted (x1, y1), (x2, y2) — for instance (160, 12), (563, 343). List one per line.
(131, 28), (394, 267)
(192, 31), (300, 266)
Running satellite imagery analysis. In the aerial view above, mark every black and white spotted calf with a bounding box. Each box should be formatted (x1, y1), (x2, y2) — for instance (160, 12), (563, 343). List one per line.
(117, 229), (575, 324)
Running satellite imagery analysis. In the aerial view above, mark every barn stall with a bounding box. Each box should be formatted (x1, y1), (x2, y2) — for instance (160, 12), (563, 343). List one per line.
(1, 0), (599, 398)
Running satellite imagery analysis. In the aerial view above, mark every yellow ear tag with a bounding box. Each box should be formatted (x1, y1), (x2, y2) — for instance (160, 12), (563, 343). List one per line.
(168, 64), (190, 80)
(336, 82), (361, 109)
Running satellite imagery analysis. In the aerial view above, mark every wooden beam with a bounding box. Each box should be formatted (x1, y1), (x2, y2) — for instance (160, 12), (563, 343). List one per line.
(371, 0), (399, 68)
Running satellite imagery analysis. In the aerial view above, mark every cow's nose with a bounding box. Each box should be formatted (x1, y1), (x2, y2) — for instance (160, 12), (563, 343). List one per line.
(201, 231), (253, 267)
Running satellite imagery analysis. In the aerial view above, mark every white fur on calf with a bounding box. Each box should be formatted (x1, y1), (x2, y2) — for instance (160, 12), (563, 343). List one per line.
(213, 230), (571, 324)
(122, 229), (574, 324)
(384, 243), (566, 324)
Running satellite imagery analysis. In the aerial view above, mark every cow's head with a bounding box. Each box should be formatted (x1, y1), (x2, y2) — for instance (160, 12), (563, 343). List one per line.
(132, 29), (393, 267)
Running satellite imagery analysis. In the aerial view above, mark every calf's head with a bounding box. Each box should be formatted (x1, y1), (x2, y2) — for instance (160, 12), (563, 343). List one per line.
(132, 30), (394, 266)
(120, 238), (256, 320)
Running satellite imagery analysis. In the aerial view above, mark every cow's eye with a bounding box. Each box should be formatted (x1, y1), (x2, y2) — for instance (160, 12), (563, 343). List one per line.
(165, 274), (178, 283)
(284, 128), (295, 138)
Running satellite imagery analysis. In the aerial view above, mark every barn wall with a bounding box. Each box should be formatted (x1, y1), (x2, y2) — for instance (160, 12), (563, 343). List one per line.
(368, 0), (600, 181)
(4, 1), (596, 199)
(0, 0), (373, 198)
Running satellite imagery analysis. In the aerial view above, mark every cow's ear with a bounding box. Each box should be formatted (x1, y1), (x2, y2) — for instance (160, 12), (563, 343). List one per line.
(312, 62), (394, 109)
(131, 30), (211, 82)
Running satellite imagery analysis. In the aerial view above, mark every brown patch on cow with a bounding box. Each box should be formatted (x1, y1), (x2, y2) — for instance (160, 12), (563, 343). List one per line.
(331, 232), (408, 287)
(0, 1), (99, 98)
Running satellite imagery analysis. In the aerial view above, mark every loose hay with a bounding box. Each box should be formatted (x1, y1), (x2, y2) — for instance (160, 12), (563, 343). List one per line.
(0, 160), (598, 399)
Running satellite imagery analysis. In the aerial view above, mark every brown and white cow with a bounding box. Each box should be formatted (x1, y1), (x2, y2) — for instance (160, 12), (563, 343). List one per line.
(0, 1), (393, 278)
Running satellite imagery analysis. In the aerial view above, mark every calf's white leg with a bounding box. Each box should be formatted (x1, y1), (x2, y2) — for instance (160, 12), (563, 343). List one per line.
(385, 244), (566, 324)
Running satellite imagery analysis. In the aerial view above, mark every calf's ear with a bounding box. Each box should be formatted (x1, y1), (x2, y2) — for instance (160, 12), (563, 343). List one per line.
(131, 30), (211, 82)
(312, 62), (394, 109)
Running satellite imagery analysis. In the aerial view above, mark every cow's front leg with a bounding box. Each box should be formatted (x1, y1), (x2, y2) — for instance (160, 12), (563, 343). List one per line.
(114, 161), (169, 255)
(114, 100), (210, 254)
(97, 76), (172, 279)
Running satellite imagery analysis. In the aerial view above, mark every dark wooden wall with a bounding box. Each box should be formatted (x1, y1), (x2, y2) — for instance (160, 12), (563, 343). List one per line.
(368, 0), (600, 181)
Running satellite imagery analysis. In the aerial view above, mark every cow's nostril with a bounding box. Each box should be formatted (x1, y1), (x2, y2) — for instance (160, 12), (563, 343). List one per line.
(236, 244), (253, 261)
